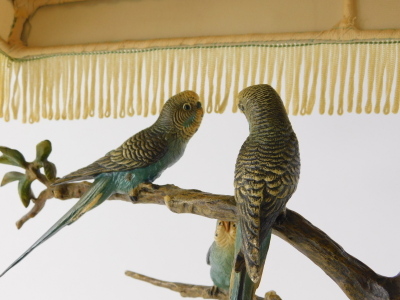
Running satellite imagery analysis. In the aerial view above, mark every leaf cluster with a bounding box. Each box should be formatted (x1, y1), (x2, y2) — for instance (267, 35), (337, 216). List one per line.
(0, 140), (57, 208)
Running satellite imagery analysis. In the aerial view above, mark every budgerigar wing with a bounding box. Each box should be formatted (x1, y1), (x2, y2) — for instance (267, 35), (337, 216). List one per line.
(54, 128), (169, 185)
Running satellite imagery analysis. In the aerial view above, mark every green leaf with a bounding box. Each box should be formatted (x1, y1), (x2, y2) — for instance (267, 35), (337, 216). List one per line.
(18, 177), (34, 207)
(1, 171), (25, 186)
(0, 146), (27, 168)
(0, 156), (15, 166)
(35, 140), (52, 162)
(43, 160), (57, 181)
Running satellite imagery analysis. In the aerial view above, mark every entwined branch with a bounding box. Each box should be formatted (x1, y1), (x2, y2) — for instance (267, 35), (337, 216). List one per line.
(1, 146), (398, 300)
(18, 181), (399, 300)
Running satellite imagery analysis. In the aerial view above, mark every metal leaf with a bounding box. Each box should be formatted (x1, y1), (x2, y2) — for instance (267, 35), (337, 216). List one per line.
(18, 177), (34, 207)
(43, 160), (57, 181)
(1, 171), (25, 187)
(35, 140), (52, 162)
(0, 146), (27, 168)
(0, 156), (14, 166)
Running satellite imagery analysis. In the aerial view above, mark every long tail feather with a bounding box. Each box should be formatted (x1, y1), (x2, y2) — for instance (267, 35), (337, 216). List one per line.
(0, 175), (114, 277)
(230, 225), (272, 300)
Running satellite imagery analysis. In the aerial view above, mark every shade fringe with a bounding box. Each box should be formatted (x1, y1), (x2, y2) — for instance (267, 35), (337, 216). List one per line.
(0, 42), (399, 122)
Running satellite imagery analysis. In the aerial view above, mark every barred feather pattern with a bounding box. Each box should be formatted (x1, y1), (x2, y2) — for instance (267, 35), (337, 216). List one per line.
(234, 84), (300, 283)
(54, 90), (203, 185)
(55, 127), (170, 184)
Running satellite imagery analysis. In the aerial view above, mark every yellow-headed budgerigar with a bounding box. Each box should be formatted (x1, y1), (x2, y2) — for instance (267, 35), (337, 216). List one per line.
(0, 90), (204, 277)
(207, 220), (237, 292)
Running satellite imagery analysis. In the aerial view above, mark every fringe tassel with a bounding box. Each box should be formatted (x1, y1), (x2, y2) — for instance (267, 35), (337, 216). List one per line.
(347, 45), (356, 113)
(393, 45), (400, 114)
(0, 41), (400, 122)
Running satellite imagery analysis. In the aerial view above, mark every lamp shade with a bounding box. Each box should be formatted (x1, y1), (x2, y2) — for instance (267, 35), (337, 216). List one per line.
(1, 0), (400, 122)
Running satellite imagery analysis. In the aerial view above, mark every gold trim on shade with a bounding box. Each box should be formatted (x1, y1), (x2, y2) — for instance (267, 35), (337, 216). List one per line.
(0, 0), (400, 122)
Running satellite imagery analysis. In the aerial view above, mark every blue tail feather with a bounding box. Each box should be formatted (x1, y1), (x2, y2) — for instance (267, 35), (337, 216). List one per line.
(0, 175), (114, 277)
(229, 225), (272, 300)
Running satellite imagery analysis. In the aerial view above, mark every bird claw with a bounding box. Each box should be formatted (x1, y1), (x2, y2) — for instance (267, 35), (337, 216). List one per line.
(275, 209), (287, 225)
(128, 186), (141, 202)
(128, 183), (154, 202)
(209, 286), (220, 296)
(139, 182), (154, 192)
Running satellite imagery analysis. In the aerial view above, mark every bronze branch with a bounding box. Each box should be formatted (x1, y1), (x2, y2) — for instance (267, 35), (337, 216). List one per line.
(128, 183), (400, 300)
(1, 143), (399, 300)
(26, 180), (400, 300)
(125, 270), (281, 300)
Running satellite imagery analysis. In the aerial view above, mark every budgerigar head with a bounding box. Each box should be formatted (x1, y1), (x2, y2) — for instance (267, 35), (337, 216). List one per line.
(214, 220), (237, 247)
(237, 84), (291, 129)
(158, 90), (204, 140)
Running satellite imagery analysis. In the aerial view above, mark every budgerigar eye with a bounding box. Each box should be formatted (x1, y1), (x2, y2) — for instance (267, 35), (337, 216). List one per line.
(183, 103), (191, 111)
(232, 223), (236, 228)
(218, 221), (223, 225)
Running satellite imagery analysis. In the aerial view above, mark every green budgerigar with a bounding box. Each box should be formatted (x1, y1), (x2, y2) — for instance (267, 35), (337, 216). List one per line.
(207, 220), (237, 292)
(0, 90), (204, 277)
(231, 84), (300, 298)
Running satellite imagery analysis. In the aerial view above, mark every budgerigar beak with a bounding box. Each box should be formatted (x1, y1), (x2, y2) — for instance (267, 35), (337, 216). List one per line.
(222, 221), (230, 232)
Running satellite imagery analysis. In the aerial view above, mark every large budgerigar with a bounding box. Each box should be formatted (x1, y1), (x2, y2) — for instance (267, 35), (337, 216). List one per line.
(0, 90), (204, 277)
(207, 220), (237, 292)
(231, 84), (300, 299)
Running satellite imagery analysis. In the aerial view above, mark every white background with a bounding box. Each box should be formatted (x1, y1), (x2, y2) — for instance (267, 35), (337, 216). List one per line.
(0, 110), (399, 299)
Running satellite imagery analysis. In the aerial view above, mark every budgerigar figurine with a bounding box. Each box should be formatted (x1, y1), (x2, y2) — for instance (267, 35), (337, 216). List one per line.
(207, 220), (237, 292)
(231, 84), (300, 298)
(0, 90), (204, 277)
